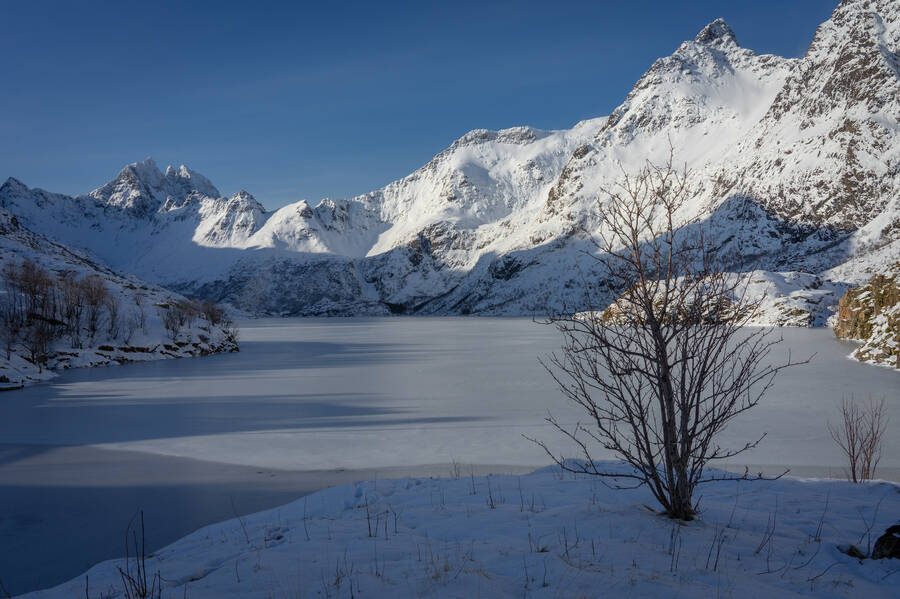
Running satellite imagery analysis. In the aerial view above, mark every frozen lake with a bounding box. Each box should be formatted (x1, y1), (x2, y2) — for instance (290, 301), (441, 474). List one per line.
(1, 318), (897, 594)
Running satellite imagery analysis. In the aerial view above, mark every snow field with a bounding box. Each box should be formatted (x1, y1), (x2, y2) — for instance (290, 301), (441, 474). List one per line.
(19, 463), (900, 599)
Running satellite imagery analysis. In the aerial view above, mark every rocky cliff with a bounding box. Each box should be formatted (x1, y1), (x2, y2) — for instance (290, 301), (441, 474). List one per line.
(834, 263), (900, 367)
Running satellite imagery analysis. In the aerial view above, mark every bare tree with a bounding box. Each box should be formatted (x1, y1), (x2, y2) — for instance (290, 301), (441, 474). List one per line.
(58, 271), (86, 348)
(533, 152), (805, 520)
(176, 299), (198, 331)
(160, 305), (182, 341)
(2, 260), (65, 364)
(828, 397), (887, 483)
(0, 262), (24, 359)
(199, 299), (226, 326)
(160, 298), (227, 342)
(18, 259), (58, 320)
(221, 314), (239, 345)
(81, 275), (109, 343)
(105, 293), (121, 339)
(122, 309), (140, 345)
(0, 302), (22, 360)
(133, 291), (148, 333)
(23, 318), (57, 371)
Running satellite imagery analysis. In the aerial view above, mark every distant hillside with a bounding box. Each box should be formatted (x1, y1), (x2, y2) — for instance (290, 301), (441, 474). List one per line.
(0, 209), (237, 388)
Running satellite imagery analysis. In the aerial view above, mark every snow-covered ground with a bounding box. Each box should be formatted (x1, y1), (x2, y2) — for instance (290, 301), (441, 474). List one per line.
(16, 462), (900, 599)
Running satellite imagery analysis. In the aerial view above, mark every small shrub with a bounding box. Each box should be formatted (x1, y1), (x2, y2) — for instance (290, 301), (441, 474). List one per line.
(828, 396), (888, 483)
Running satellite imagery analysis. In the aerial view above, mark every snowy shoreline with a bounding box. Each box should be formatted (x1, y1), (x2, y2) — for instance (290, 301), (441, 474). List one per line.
(0, 441), (534, 596)
(15, 462), (900, 599)
(0, 209), (239, 390)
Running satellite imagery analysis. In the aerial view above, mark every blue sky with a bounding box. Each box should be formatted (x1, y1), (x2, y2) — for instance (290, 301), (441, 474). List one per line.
(2, 0), (837, 210)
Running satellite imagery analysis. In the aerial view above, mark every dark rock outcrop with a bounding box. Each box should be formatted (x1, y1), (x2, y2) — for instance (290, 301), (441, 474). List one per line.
(872, 524), (900, 559)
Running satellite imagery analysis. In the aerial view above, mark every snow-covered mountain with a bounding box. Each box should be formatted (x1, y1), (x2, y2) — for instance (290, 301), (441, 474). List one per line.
(1, 0), (897, 317)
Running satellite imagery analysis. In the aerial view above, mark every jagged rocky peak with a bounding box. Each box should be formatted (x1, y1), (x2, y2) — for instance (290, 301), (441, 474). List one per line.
(226, 190), (266, 214)
(165, 164), (220, 200)
(125, 156), (165, 187)
(89, 157), (223, 217)
(1, 177), (29, 194)
(598, 15), (784, 141)
(231, 189), (257, 202)
(89, 157), (167, 215)
(193, 189), (268, 247)
(292, 199), (315, 218)
(694, 18), (739, 47)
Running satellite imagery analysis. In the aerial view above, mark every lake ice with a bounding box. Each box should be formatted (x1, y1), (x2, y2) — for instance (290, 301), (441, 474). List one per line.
(0, 318), (897, 594)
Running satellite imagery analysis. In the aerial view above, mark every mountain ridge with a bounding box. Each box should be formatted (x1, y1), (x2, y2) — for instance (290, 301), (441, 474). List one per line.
(1, 0), (897, 318)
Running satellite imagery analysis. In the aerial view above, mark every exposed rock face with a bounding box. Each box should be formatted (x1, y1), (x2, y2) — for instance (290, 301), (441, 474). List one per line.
(834, 263), (900, 367)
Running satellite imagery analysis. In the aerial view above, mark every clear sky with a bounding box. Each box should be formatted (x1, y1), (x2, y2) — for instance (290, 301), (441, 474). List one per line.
(2, 0), (838, 210)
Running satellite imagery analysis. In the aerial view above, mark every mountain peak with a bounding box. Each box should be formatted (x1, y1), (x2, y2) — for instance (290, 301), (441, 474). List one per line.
(90, 158), (220, 216)
(127, 156), (162, 178)
(231, 190), (257, 202)
(135, 156), (158, 169)
(1, 177), (28, 192)
(694, 18), (739, 47)
(165, 163), (220, 199)
(118, 157), (164, 192)
(165, 164), (184, 178)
